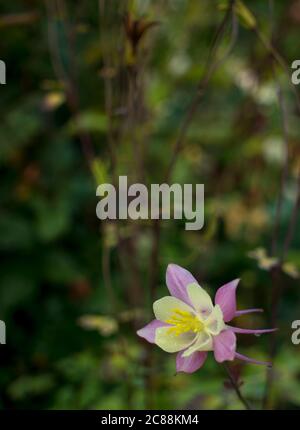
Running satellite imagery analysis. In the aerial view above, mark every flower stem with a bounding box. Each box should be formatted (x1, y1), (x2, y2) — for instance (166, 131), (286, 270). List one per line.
(223, 363), (252, 410)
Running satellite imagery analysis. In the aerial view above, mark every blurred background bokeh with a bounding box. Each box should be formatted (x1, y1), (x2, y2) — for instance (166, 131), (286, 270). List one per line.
(1, 0), (300, 410)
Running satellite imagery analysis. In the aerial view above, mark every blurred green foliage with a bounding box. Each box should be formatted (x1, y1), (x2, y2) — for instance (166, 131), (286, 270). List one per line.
(0, 0), (300, 410)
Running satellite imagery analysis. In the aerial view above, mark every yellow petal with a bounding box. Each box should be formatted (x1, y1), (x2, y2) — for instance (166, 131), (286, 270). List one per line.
(153, 296), (194, 323)
(187, 283), (213, 317)
(155, 326), (196, 353)
(204, 305), (225, 335)
(182, 332), (212, 357)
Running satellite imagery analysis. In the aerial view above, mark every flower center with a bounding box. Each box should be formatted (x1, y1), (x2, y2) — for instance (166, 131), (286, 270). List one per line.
(166, 309), (204, 336)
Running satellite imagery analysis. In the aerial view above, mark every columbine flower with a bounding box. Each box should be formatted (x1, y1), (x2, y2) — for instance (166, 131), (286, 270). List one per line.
(137, 264), (276, 373)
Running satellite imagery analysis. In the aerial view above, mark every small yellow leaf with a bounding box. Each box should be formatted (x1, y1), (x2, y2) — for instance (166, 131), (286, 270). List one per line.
(91, 158), (108, 185)
(235, 0), (257, 29)
(248, 247), (278, 271)
(78, 315), (118, 336)
(43, 92), (65, 111)
(282, 262), (299, 279)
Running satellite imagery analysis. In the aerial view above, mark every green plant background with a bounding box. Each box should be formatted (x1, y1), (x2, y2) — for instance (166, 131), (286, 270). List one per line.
(0, 0), (300, 410)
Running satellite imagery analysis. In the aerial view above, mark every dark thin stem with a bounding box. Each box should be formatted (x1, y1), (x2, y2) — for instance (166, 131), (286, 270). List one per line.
(263, 84), (288, 405)
(165, 0), (237, 183)
(149, 218), (161, 303)
(243, 1), (300, 117)
(248, 3), (300, 264)
(263, 266), (281, 410)
(101, 225), (119, 314)
(98, 1), (144, 311)
(223, 363), (252, 410)
(263, 0), (293, 409)
(262, 0), (282, 409)
(271, 83), (290, 257)
(255, 24), (300, 117)
(148, 0), (237, 306)
(99, 0), (118, 179)
(282, 171), (300, 260)
(45, 0), (94, 168)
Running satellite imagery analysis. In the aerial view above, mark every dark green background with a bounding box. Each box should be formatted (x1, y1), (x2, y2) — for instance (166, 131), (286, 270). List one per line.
(0, 0), (300, 410)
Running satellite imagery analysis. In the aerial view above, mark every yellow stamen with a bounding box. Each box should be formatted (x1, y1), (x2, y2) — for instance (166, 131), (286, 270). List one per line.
(166, 309), (204, 336)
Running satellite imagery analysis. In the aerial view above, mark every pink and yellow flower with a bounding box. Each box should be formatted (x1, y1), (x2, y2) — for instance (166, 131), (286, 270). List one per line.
(137, 264), (276, 373)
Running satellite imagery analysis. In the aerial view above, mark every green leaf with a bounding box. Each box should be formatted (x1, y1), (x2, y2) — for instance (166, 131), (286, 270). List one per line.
(8, 375), (55, 400)
(0, 213), (34, 251)
(67, 111), (108, 135)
